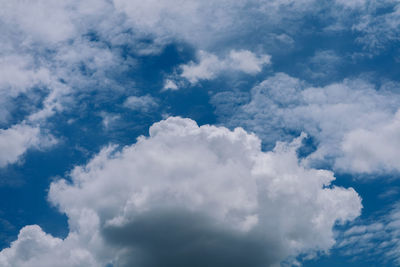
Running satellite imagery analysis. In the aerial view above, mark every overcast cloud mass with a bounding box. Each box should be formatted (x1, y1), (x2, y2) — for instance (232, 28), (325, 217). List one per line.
(0, 0), (400, 266)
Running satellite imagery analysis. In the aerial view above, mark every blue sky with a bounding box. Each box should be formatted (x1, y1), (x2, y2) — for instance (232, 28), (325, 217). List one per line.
(1, 0), (400, 266)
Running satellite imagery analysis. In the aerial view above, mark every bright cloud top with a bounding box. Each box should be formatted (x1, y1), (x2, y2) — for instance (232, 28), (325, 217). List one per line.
(0, 117), (361, 266)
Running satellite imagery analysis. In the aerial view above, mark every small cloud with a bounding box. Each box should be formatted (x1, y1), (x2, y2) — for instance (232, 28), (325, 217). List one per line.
(163, 79), (179, 91)
(100, 112), (121, 129)
(272, 33), (295, 46)
(0, 123), (56, 167)
(378, 188), (400, 199)
(170, 49), (271, 88)
(123, 95), (158, 112)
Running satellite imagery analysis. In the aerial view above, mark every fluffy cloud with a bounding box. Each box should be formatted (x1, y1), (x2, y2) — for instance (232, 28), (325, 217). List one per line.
(112, 0), (244, 47)
(0, 0), (123, 167)
(213, 73), (400, 173)
(336, 110), (400, 173)
(0, 123), (55, 167)
(0, 0), (75, 44)
(0, 225), (99, 267)
(0, 117), (361, 266)
(123, 95), (159, 112)
(172, 50), (271, 86)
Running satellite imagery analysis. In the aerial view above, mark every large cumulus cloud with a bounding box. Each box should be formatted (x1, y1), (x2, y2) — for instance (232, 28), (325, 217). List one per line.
(0, 117), (361, 266)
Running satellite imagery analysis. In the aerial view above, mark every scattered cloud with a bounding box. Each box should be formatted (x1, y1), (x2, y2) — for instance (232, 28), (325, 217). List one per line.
(213, 73), (400, 174)
(162, 79), (179, 91)
(0, 123), (56, 167)
(100, 112), (121, 130)
(170, 50), (271, 86)
(301, 50), (343, 81)
(1, 1), (400, 265)
(123, 95), (159, 112)
(336, 202), (400, 265)
(352, 1), (400, 54)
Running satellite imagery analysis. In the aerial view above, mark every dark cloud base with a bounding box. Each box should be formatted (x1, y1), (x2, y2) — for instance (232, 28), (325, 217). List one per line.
(103, 210), (280, 267)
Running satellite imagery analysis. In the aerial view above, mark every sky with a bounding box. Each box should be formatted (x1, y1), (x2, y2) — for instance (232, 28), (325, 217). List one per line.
(0, 0), (400, 266)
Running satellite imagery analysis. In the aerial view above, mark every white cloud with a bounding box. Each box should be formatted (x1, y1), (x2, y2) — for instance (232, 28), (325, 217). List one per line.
(0, 123), (56, 167)
(100, 112), (121, 130)
(112, 0), (395, 56)
(0, 117), (361, 266)
(228, 50), (271, 74)
(0, 53), (66, 167)
(112, 0), (319, 49)
(213, 73), (400, 174)
(123, 95), (159, 112)
(0, 225), (99, 267)
(0, 0), (76, 44)
(163, 79), (179, 91)
(0, 0), (395, 158)
(0, 55), (50, 94)
(334, 0), (400, 55)
(302, 50), (343, 80)
(112, 0), (241, 47)
(336, 110), (400, 173)
(0, 54), (52, 123)
(0, 0), (122, 167)
(336, 202), (400, 265)
(178, 50), (271, 85)
(335, 0), (367, 8)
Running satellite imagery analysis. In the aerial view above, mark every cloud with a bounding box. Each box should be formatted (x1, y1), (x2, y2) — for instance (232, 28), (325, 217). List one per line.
(336, 110), (400, 173)
(112, 0), (322, 50)
(0, 0), (76, 44)
(173, 50), (271, 86)
(334, 0), (367, 8)
(0, 0), (124, 167)
(0, 0), (397, 167)
(0, 117), (361, 266)
(123, 95), (159, 112)
(0, 55), (50, 95)
(301, 50), (343, 81)
(111, 0), (399, 58)
(336, 202), (400, 265)
(162, 79), (179, 91)
(100, 112), (121, 130)
(352, 2), (400, 54)
(0, 54), (51, 123)
(0, 123), (56, 167)
(0, 225), (98, 267)
(212, 73), (400, 174)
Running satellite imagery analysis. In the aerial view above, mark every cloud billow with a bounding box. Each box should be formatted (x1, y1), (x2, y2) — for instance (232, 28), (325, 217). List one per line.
(213, 73), (400, 174)
(0, 117), (361, 266)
